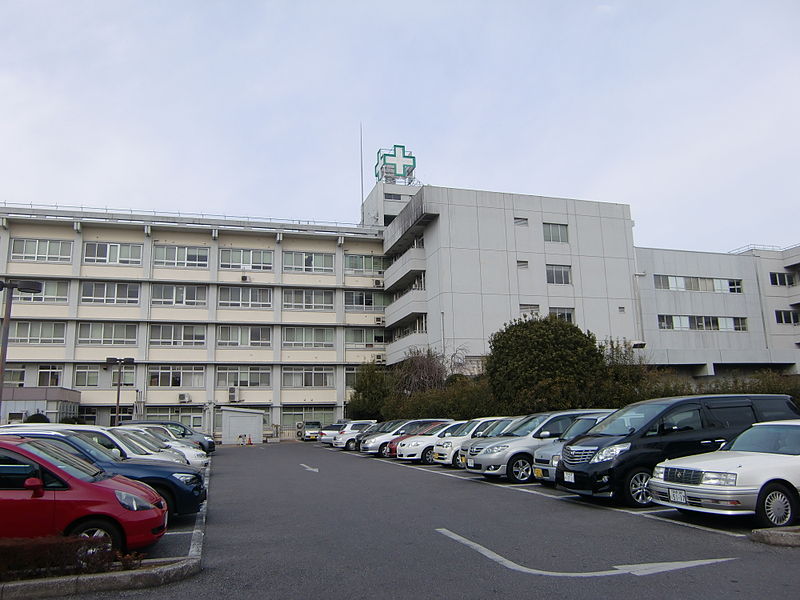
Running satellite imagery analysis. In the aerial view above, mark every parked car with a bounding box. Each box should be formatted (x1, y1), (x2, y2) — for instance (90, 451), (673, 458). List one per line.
(465, 410), (606, 483)
(456, 416), (527, 468)
(332, 421), (377, 450)
(7, 429), (207, 516)
(556, 394), (800, 507)
(533, 411), (615, 484)
(115, 425), (210, 468)
(127, 420), (215, 453)
(0, 435), (168, 551)
(361, 420), (447, 457)
(397, 421), (466, 464)
(352, 422), (386, 451)
(318, 424), (344, 446)
(385, 421), (452, 458)
(649, 419), (800, 527)
(301, 421), (323, 441)
(110, 427), (189, 464)
(432, 417), (503, 467)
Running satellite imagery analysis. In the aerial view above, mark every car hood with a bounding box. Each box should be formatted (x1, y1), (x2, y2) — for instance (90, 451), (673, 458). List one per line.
(566, 434), (628, 448)
(534, 440), (566, 457)
(660, 451), (799, 471)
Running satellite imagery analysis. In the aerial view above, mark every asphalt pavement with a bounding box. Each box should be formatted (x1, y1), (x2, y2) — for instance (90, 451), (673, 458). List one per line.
(63, 442), (800, 600)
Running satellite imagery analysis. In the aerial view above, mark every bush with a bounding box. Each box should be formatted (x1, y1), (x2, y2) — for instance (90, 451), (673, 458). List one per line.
(23, 412), (50, 423)
(0, 537), (114, 582)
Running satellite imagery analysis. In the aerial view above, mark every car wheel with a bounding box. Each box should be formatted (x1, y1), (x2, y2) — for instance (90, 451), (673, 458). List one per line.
(451, 453), (462, 468)
(345, 439), (356, 451)
(622, 467), (653, 507)
(507, 455), (534, 484)
(379, 443), (390, 458)
(420, 447), (434, 465)
(152, 485), (176, 516)
(756, 483), (798, 528)
(66, 518), (124, 552)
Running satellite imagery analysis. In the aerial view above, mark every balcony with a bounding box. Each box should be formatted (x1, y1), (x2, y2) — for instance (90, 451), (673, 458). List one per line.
(386, 333), (429, 364)
(384, 247), (426, 292)
(383, 187), (438, 256)
(384, 290), (427, 327)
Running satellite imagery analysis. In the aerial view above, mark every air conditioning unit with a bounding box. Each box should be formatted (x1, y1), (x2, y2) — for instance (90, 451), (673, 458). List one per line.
(178, 393), (192, 403)
(241, 275), (249, 282)
(375, 317), (385, 326)
(373, 279), (384, 288)
(228, 386), (241, 402)
(375, 355), (386, 365)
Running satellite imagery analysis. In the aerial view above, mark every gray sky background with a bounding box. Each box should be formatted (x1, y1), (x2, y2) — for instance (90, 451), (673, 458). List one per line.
(1, 0), (797, 252)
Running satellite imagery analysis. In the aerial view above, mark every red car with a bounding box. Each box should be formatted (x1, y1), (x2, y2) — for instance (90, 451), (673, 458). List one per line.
(0, 436), (168, 551)
(385, 421), (451, 458)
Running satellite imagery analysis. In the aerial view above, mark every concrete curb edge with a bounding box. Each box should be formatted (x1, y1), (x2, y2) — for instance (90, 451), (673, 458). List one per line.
(0, 557), (202, 600)
(748, 526), (800, 547)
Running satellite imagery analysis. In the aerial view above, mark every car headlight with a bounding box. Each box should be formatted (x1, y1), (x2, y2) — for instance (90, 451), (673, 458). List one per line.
(172, 472), (198, 485)
(550, 454), (560, 467)
(409, 441), (421, 447)
(701, 471), (737, 486)
(115, 490), (155, 511)
(483, 444), (509, 455)
(653, 465), (665, 479)
(441, 441), (452, 449)
(589, 443), (631, 463)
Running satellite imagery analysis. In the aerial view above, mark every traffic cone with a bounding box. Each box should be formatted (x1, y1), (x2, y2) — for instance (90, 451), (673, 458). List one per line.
(247, 435), (253, 445)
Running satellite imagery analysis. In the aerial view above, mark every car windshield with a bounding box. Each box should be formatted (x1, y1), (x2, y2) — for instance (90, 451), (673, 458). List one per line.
(110, 429), (152, 455)
(380, 420), (405, 433)
(450, 420), (479, 436)
(420, 422), (450, 436)
(588, 404), (668, 436)
(560, 417), (601, 441)
(143, 428), (172, 442)
(322, 425), (340, 431)
(724, 425), (800, 455)
(68, 433), (122, 463)
(20, 440), (103, 482)
(482, 419), (514, 437)
(352, 423), (371, 431)
(505, 415), (548, 437)
(361, 424), (381, 434)
(439, 422), (465, 437)
(113, 428), (165, 451)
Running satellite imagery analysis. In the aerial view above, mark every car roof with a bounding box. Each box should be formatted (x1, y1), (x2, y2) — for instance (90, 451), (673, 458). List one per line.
(754, 419), (800, 427)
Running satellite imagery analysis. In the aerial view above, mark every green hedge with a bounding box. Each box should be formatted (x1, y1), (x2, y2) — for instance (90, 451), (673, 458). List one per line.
(0, 536), (114, 582)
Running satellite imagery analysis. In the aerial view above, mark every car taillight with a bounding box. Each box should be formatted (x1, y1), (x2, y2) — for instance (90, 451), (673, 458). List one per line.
(339, 430), (345, 434)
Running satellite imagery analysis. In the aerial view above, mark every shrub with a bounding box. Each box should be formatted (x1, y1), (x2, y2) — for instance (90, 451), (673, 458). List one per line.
(0, 537), (114, 582)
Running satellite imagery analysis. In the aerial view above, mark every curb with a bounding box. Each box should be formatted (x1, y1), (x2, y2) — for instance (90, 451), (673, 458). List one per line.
(0, 557), (201, 600)
(748, 526), (800, 547)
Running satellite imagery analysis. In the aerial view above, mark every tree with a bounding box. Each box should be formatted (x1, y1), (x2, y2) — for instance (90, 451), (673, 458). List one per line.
(23, 412), (50, 423)
(485, 315), (606, 413)
(347, 362), (395, 420)
(393, 347), (448, 395)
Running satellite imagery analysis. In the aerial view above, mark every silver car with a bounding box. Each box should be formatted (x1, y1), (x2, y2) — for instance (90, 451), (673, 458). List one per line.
(532, 411), (614, 484)
(456, 416), (528, 469)
(465, 410), (608, 483)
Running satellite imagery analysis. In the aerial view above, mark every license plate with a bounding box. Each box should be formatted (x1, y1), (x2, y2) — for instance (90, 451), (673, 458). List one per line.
(533, 468), (544, 478)
(668, 488), (687, 504)
(563, 471), (575, 483)
(467, 458), (474, 468)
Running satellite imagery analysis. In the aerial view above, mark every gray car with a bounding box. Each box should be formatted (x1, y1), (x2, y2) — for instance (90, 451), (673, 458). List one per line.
(464, 410), (609, 483)
(532, 411), (614, 484)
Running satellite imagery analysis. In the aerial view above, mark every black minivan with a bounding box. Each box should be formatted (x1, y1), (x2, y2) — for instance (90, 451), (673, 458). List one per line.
(556, 394), (800, 507)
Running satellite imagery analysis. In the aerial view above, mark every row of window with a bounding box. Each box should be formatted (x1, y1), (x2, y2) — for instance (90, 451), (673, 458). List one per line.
(8, 322), (387, 348)
(654, 275), (743, 294)
(775, 310), (799, 325)
(516, 262), (573, 286)
(518, 305), (575, 323)
(513, 220), (569, 244)
(5, 364), (359, 389)
(657, 315), (748, 331)
(16, 282), (388, 311)
(10, 239), (389, 274)
(770, 272), (796, 287)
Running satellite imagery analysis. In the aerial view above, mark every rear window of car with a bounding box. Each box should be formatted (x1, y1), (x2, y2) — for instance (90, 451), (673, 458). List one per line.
(754, 397), (800, 421)
(708, 405), (756, 428)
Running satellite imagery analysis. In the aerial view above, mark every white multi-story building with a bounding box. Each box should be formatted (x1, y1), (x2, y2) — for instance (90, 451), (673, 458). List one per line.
(0, 145), (797, 431)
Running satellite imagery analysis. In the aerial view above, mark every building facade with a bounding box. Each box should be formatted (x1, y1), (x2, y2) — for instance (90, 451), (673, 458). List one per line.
(0, 145), (797, 432)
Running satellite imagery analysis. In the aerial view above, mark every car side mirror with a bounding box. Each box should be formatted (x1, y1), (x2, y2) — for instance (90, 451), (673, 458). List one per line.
(24, 477), (45, 498)
(111, 448), (123, 459)
(444, 433), (451, 437)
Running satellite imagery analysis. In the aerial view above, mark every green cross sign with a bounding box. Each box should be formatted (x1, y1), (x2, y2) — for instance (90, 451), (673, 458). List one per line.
(375, 145), (416, 178)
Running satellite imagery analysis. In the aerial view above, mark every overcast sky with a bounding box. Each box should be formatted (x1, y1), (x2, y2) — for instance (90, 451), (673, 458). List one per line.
(1, 1), (797, 252)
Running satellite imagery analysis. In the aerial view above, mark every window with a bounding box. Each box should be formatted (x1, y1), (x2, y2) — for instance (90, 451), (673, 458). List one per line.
(77, 322), (137, 345)
(345, 366), (357, 388)
(9, 321), (66, 344)
(549, 308), (574, 323)
(546, 264), (572, 285)
(151, 284), (208, 306)
(519, 304), (540, 316)
(384, 193), (401, 200)
(81, 282), (139, 304)
(111, 365), (135, 387)
(654, 275), (669, 290)
(283, 289), (334, 311)
(708, 405), (756, 428)
(216, 366), (271, 388)
(283, 327), (335, 348)
(74, 365), (100, 387)
(344, 254), (389, 275)
(13, 280), (69, 304)
(150, 324), (206, 347)
(658, 314), (747, 331)
(516, 260), (529, 269)
(217, 325), (271, 347)
(727, 279), (743, 293)
(283, 251), (334, 273)
(344, 290), (387, 312)
(3, 367), (24, 387)
(153, 245), (209, 268)
(345, 328), (386, 348)
(513, 217), (529, 226)
(661, 407), (703, 432)
(543, 223), (568, 243)
(84, 242), (142, 265)
(148, 365), (204, 387)
(0, 452), (38, 490)
(282, 366), (335, 388)
(38, 364), (63, 386)
(654, 274), (743, 293)
(219, 248), (273, 271)
(776, 310), (800, 325)
(770, 272), (796, 287)
(390, 314), (428, 341)
(10, 238), (72, 262)
(218, 286), (272, 308)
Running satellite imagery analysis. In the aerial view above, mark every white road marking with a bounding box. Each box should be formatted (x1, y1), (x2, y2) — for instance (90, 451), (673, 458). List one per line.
(436, 528), (735, 577)
(300, 463), (319, 472)
(163, 531), (193, 536)
(188, 463), (211, 559)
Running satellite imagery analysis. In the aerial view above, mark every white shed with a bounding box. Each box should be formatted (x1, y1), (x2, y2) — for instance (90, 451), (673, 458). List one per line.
(220, 407), (266, 445)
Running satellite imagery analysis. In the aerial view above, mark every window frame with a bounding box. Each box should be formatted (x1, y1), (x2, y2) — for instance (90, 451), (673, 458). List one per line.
(10, 238), (72, 263)
(83, 242), (143, 266)
(282, 251), (335, 274)
(219, 248), (273, 271)
(77, 322), (138, 346)
(153, 245), (210, 269)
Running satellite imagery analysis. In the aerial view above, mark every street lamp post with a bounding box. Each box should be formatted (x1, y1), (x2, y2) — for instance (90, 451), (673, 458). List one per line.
(0, 280), (43, 424)
(106, 357), (135, 426)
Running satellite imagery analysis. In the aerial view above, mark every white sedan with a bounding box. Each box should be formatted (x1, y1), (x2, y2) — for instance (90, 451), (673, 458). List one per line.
(648, 419), (800, 527)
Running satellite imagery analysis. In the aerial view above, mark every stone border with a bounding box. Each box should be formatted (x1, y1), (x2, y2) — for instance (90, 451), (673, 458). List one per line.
(0, 557), (201, 600)
(749, 526), (800, 547)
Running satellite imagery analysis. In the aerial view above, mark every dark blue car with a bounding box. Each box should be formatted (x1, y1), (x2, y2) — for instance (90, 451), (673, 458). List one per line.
(13, 430), (206, 516)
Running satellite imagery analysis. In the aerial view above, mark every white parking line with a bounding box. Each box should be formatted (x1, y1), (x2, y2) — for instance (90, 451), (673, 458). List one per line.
(187, 463), (211, 559)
